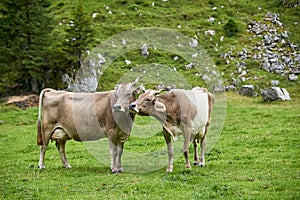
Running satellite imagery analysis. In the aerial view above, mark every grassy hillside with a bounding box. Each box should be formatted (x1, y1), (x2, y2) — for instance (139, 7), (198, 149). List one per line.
(49, 0), (299, 96)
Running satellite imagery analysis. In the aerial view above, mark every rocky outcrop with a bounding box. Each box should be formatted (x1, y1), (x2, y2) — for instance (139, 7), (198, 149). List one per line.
(221, 12), (300, 88)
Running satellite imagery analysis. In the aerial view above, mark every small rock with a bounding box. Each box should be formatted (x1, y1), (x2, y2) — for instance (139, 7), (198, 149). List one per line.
(261, 87), (291, 102)
(271, 80), (280, 86)
(288, 74), (298, 81)
(141, 44), (149, 57)
(225, 85), (236, 91)
(190, 38), (198, 48)
(185, 63), (193, 69)
(125, 60), (131, 65)
(204, 30), (215, 36)
(239, 85), (255, 97)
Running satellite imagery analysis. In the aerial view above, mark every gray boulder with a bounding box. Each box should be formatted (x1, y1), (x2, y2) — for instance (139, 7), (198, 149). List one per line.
(261, 87), (291, 102)
(239, 85), (255, 97)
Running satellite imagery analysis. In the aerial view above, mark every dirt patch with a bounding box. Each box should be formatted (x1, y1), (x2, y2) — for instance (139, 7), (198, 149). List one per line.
(3, 94), (39, 109)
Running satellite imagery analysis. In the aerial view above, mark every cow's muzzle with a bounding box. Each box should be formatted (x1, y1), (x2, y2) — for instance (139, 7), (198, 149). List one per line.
(113, 104), (125, 112)
(129, 103), (138, 113)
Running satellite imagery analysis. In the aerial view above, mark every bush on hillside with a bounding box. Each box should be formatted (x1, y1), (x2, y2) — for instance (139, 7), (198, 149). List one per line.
(223, 19), (239, 37)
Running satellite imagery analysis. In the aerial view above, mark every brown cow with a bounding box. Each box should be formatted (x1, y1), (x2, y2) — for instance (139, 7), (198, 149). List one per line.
(37, 78), (141, 173)
(129, 87), (214, 172)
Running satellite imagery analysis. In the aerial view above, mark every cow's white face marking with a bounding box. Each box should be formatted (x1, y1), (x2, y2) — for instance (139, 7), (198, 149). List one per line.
(113, 83), (135, 113)
(129, 90), (156, 116)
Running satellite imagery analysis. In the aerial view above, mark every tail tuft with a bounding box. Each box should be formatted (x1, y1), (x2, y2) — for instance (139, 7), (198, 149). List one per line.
(37, 120), (43, 145)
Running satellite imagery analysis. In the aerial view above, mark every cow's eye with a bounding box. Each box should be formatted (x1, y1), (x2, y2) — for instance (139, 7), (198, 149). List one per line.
(126, 92), (131, 96)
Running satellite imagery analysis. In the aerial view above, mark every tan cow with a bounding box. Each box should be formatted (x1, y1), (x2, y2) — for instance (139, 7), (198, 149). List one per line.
(37, 78), (141, 173)
(129, 87), (214, 172)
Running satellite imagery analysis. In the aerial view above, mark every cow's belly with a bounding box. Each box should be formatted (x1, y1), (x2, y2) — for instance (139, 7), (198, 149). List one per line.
(52, 123), (107, 142)
(191, 114), (208, 139)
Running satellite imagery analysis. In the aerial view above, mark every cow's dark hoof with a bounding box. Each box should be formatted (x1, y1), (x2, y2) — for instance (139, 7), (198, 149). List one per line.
(111, 168), (119, 174)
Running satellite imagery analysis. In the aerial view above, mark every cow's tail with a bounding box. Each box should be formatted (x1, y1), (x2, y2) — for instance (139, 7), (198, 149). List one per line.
(37, 88), (52, 145)
(207, 92), (215, 125)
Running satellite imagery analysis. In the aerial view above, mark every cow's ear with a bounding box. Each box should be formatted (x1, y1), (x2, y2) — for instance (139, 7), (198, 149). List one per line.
(154, 101), (166, 113)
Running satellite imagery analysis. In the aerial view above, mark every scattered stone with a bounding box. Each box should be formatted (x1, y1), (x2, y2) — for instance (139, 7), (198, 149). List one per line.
(288, 74), (298, 81)
(185, 63), (193, 69)
(208, 17), (215, 23)
(92, 13), (98, 19)
(271, 80), (280, 86)
(141, 44), (149, 57)
(239, 85), (255, 97)
(204, 30), (215, 36)
(121, 39), (127, 45)
(261, 87), (291, 102)
(225, 85), (236, 91)
(125, 60), (131, 65)
(202, 74), (211, 81)
(190, 38), (198, 48)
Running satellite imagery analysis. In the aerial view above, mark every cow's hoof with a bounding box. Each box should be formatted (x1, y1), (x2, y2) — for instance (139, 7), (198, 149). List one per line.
(166, 167), (173, 173)
(185, 164), (191, 169)
(118, 168), (124, 173)
(111, 168), (119, 174)
(38, 165), (45, 169)
(64, 164), (72, 168)
(194, 162), (199, 166)
(194, 163), (205, 167)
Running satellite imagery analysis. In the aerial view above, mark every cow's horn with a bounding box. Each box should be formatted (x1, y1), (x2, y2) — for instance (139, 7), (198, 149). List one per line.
(154, 87), (170, 96)
(132, 77), (142, 86)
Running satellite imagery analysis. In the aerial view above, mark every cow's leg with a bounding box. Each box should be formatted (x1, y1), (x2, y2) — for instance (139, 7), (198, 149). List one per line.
(183, 125), (191, 169)
(38, 128), (51, 169)
(163, 129), (174, 172)
(193, 138), (200, 166)
(116, 142), (124, 172)
(56, 140), (72, 168)
(109, 141), (118, 173)
(38, 144), (47, 169)
(199, 122), (210, 167)
(199, 137), (206, 166)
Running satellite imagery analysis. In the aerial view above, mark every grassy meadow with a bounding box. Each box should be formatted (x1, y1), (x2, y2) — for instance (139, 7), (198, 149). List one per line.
(0, 93), (299, 199)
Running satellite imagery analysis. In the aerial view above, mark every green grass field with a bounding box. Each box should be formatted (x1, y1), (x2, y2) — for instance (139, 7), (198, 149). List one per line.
(0, 93), (299, 199)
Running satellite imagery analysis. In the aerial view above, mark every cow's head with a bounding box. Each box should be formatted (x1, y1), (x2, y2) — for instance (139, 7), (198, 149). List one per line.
(112, 77), (142, 113)
(129, 88), (169, 116)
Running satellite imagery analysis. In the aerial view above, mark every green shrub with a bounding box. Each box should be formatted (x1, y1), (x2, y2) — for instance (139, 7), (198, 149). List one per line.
(223, 19), (239, 37)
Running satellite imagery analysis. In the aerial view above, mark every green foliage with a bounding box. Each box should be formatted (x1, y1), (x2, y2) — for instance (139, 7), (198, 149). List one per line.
(59, 3), (95, 80)
(0, 0), (54, 94)
(223, 19), (239, 37)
